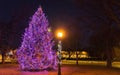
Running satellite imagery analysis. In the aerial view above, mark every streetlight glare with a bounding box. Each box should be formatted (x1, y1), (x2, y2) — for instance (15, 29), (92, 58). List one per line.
(57, 32), (63, 38)
(56, 29), (65, 39)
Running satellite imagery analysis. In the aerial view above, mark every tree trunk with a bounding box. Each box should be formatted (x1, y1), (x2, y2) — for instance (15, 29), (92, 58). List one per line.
(106, 57), (112, 68)
(2, 53), (5, 64)
(106, 49), (112, 68)
(76, 51), (78, 65)
(68, 51), (71, 59)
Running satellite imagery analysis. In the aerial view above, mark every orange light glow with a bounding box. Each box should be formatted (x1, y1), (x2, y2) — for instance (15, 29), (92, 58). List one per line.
(55, 29), (65, 39)
(57, 32), (63, 38)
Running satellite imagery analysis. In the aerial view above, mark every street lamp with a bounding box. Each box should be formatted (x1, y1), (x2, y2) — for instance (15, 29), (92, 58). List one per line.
(57, 31), (63, 75)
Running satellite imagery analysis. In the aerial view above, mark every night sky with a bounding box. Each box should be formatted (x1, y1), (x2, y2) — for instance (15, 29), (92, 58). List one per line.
(0, 0), (85, 49)
(0, 0), (120, 52)
(0, 0), (78, 22)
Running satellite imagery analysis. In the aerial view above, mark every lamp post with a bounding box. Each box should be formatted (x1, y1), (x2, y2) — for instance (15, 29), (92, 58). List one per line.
(57, 32), (63, 75)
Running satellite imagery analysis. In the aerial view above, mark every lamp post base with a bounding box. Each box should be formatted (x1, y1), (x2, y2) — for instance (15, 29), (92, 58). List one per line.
(58, 62), (61, 75)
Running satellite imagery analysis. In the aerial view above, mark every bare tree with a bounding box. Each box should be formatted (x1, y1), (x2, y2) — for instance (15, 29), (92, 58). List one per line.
(74, 0), (120, 68)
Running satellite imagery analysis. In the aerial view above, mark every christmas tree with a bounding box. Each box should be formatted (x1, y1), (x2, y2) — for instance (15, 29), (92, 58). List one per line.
(17, 7), (57, 70)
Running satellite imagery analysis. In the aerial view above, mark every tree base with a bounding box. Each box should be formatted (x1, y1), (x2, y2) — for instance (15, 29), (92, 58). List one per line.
(20, 67), (57, 72)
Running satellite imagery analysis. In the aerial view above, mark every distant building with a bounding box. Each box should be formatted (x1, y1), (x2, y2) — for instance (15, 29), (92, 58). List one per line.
(0, 49), (17, 63)
(114, 47), (120, 60)
(61, 51), (89, 59)
(0, 54), (1, 60)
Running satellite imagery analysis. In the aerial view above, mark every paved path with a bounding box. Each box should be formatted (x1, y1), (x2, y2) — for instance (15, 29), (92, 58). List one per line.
(0, 64), (120, 75)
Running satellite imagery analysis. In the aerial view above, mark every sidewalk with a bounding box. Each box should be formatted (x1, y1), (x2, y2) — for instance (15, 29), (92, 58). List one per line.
(0, 64), (120, 75)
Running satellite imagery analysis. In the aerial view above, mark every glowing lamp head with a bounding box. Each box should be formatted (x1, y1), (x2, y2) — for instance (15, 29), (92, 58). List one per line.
(55, 29), (65, 39)
(57, 32), (63, 38)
